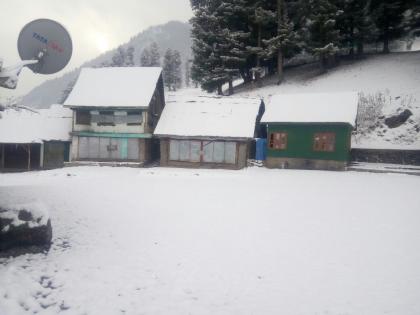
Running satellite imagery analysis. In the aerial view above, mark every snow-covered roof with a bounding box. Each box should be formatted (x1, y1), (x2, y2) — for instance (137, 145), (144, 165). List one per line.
(154, 95), (262, 139)
(261, 92), (359, 126)
(64, 67), (162, 108)
(0, 105), (72, 143)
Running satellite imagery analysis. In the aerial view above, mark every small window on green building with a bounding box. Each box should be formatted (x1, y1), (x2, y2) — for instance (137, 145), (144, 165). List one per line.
(269, 132), (287, 150)
(313, 132), (335, 152)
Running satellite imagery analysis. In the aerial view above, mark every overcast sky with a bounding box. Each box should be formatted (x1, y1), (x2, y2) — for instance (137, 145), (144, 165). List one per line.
(0, 0), (192, 101)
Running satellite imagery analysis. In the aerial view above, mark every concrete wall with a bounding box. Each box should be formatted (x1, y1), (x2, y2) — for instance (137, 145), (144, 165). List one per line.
(351, 148), (420, 166)
(159, 138), (249, 170)
(266, 157), (347, 171)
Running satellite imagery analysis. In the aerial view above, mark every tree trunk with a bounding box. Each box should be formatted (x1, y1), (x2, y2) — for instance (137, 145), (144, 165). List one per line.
(228, 80), (234, 95)
(277, 50), (284, 84)
(320, 54), (328, 74)
(217, 85), (223, 95)
(277, 0), (284, 85)
(357, 41), (364, 56)
(27, 144), (31, 171)
(383, 35), (390, 54)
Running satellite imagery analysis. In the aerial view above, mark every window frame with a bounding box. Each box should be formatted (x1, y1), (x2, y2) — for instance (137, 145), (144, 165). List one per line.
(313, 132), (336, 152)
(268, 132), (288, 150)
(75, 110), (91, 125)
(97, 111), (115, 126)
(126, 111), (143, 126)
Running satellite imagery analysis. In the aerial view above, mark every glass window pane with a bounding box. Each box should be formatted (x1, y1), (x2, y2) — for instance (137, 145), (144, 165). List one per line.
(203, 141), (214, 162)
(190, 141), (201, 162)
(224, 142), (236, 164)
(169, 140), (180, 161)
(179, 140), (190, 161)
(213, 142), (225, 163)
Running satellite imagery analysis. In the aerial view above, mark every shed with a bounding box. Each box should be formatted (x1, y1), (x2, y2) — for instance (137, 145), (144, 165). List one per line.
(64, 67), (165, 165)
(154, 95), (263, 169)
(261, 92), (359, 170)
(0, 105), (72, 171)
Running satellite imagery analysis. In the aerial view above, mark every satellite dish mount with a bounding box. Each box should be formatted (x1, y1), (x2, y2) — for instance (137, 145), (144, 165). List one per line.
(0, 18), (72, 89)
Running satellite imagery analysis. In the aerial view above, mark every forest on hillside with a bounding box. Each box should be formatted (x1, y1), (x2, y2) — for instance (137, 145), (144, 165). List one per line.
(190, 0), (420, 94)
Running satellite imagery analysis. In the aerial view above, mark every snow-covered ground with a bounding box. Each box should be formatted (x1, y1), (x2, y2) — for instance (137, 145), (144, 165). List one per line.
(1, 166), (420, 315)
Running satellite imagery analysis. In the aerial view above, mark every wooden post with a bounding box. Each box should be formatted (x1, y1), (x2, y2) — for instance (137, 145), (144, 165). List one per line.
(28, 144), (31, 171)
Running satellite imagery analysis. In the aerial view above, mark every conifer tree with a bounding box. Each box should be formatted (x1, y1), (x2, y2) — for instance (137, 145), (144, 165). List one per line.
(370, 0), (407, 53)
(163, 49), (182, 91)
(140, 42), (161, 67)
(306, 0), (342, 72)
(337, 0), (377, 55)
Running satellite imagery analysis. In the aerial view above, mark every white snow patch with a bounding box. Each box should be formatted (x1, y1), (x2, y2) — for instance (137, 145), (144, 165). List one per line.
(64, 67), (162, 108)
(155, 95), (261, 138)
(261, 92), (358, 126)
(0, 105), (72, 143)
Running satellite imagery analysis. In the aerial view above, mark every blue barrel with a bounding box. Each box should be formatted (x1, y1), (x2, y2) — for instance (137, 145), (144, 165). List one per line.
(255, 138), (267, 161)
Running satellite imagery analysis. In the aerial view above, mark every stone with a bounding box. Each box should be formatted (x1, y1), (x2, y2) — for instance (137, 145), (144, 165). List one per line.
(384, 109), (413, 129)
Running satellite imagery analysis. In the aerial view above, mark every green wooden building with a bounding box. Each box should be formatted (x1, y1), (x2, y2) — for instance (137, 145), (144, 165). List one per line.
(261, 92), (359, 171)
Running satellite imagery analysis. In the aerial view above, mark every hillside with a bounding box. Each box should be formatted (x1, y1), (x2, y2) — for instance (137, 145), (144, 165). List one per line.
(234, 51), (420, 149)
(20, 21), (191, 109)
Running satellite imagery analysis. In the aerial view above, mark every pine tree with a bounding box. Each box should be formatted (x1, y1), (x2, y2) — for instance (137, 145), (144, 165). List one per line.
(185, 59), (191, 88)
(191, 1), (227, 94)
(149, 42), (161, 66)
(111, 46), (126, 66)
(306, 0), (342, 72)
(125, 46), (135, 66)
(262, 0), (299, 83)
(337, 0), (377, 56)
(140, 42), (161, 67)
(140, 48), (152, 66)
(163, 49), (183, 91)
(370, 0), (407, 53)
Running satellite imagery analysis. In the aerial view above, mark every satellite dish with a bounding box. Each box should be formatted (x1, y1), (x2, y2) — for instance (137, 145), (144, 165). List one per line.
(17, 19), (72, 74)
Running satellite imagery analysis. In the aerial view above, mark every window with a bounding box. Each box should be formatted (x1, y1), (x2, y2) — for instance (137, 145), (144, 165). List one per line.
(97, 111), (115, 126)
(169, 140), (237, 164)
(127, 111), (143, 126)
(75, 110), (91, 125)
(269, 132), (287, 150)
(313, 132), (336, 152)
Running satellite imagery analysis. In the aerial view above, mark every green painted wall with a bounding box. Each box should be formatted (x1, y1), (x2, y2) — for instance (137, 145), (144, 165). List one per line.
(266, 123), (353, 161)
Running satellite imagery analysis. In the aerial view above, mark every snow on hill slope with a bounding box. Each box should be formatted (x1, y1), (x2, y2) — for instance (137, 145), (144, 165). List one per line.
(237, 52), (420, 149)
(19, 21), (191, 109)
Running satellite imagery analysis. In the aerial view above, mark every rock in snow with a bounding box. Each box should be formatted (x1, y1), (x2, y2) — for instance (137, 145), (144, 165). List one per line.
(0, 202), (52, 255)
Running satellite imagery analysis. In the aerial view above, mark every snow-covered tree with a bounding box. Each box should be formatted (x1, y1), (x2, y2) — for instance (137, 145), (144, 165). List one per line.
(370, 0), (407, 53)
(140, 42), (161, 67)
(306, 0), (342, 72)
(124, 46), (135, 66)
(261, 0), (299, 83)
(336, 0), (377, 56)
(163, 49), (182, 91)
(185, 59), (191, 87)
(149, 42), (161, 66)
